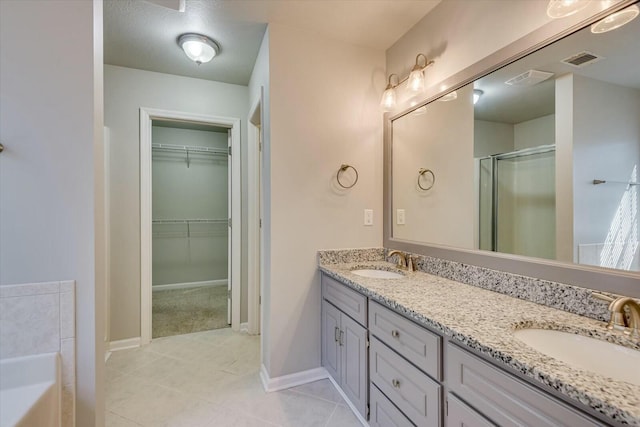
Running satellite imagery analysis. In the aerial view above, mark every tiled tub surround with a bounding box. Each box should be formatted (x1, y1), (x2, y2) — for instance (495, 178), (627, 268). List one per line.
(318, 252), (640, 425)
(0, 281), (76, 427)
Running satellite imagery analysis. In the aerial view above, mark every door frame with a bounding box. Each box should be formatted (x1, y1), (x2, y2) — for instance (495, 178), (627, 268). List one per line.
(247, 91), (263, 335)
(139, 107), (241, 345)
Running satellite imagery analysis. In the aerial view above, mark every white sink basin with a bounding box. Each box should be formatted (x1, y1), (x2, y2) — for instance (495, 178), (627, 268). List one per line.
(351, 269), (404, 279)
(514, 329), (640, 386)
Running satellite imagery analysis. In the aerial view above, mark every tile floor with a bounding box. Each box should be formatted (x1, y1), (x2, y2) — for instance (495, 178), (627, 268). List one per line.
(105, 328), (362, 427)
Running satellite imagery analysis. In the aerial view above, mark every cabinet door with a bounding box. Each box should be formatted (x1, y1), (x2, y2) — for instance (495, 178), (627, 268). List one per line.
(447, 394), (495, 427)
(370, 384), (414, 427)
(322, 300), (341, 383)
(341, 313), (369, 419)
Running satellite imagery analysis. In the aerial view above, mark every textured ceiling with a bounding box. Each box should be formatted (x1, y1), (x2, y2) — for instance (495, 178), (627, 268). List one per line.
(104, 0), (441, 85)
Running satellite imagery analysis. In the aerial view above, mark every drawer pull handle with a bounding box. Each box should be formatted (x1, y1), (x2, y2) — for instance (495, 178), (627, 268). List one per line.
(391, 330), (400, 338)
(334, 326), (340, 343)
(391, 379), (401, 388)
(339, 330), (344, 346)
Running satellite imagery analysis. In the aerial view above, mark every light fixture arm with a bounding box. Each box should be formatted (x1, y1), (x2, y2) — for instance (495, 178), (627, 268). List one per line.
(386, 73), (400, 90)
(387, 54), (434, 88)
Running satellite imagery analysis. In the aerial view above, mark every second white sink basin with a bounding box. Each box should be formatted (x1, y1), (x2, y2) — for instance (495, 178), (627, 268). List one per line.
(351, 269), (404, 279)
(514, 328), (640, 386)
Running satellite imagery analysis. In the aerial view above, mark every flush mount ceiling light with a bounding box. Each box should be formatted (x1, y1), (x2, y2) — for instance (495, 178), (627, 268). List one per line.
(473, 89), (484, 105)
(546, 0), (590, 18)
(178, 33), (220, 65)
(591, 5), (639, 33)
(438, 91), (458, 102)
(380, 53), (434, 112)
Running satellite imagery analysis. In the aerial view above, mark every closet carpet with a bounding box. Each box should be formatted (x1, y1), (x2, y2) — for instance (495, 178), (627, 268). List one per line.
(152, 285), (229, 338)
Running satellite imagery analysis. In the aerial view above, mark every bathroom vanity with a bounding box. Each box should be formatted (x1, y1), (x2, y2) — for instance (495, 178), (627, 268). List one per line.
(319, 252), (640, 427)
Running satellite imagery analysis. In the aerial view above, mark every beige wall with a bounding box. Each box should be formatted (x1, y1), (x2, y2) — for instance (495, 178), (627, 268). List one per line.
(264, 23), (385, 377)
(392, 85), (475, 248)
(104, 65), (249, 340)
(0, 1), (104, 425)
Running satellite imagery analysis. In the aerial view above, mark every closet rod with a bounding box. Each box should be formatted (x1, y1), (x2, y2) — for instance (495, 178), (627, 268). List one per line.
(151, 143), (227, 155)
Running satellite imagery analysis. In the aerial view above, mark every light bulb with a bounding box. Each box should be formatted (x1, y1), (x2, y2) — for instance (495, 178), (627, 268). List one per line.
(407, 68), (425, 93)
(380, 87), (397, 112)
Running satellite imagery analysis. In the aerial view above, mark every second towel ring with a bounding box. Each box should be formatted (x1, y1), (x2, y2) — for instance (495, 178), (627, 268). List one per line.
(418, 168), (435, 191)
(337, 164), (359, 189)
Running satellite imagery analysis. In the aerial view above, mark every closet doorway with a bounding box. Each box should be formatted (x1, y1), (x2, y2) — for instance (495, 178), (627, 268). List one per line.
(140, 108), (241, 344)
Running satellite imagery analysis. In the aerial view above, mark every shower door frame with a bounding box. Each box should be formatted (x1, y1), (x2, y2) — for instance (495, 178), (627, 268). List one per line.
(139, 107), (241, 345)
(480, 144), (556, 253)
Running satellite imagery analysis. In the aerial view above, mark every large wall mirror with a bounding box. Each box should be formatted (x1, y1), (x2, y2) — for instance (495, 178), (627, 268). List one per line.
(385, 0), (640, 296)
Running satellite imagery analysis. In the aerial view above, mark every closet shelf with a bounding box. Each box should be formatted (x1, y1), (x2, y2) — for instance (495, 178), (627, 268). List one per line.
(153, 218), (227, 225)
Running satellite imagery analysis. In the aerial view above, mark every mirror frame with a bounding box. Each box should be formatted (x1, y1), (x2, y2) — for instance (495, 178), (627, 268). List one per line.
(384, 0), (640, 298)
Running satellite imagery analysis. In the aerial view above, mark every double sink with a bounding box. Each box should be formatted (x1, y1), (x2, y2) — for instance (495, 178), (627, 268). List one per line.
(349, 264), (640, 387)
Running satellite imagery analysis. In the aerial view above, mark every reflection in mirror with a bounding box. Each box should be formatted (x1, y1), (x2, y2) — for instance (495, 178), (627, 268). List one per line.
(391, 4), (640, 272)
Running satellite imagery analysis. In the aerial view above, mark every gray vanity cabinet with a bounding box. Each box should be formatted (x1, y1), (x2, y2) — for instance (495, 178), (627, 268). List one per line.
(446, 394), (495, 427)
(446, 343), (602, 427)
(321, 275), (368, 419)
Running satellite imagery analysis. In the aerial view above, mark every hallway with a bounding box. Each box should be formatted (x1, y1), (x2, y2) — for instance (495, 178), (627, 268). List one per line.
(105, 328), (361, 426)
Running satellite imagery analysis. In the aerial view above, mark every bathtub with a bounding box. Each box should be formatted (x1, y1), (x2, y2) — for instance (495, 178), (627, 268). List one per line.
(0, 353), (61, 427)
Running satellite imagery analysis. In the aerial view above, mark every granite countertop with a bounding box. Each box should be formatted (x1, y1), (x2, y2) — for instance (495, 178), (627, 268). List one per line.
(319, 260), (640, 426)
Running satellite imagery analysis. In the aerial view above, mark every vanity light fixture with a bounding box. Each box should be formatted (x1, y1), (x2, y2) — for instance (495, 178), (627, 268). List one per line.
(439, 91), (458, 102)
(473, 89), (484, 105)
(591, 4), (639, 33)
(178, 33), (220, 65)
(407, 54), (432, 94)
(380, 74), (399, 112)
(380, 54), (434, 111)
(546, 0), (590, 18)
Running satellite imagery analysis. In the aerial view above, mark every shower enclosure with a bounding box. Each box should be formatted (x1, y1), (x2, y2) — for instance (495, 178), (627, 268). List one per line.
(479, 145), (556, 260)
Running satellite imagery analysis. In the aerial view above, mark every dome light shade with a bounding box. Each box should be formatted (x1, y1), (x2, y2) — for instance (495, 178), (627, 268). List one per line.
(473, 89), (484, 105)
(591, 5), (639, 33)
(178, 33), (219, 65)
(546, 0), (590, 18)
(380, 86), (397, 112)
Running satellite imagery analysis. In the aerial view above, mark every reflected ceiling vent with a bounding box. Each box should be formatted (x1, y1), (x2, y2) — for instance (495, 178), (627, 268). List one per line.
(505, 70), (554, 86)
(561, 51), (603, 68)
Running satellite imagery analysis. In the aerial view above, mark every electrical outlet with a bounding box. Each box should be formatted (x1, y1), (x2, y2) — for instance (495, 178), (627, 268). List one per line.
(397, 209), (405, 225)
(364, 209), (373, 226)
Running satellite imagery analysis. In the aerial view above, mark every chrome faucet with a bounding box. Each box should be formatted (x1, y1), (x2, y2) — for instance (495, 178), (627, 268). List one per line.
(592, 292), (640, 338)
(387, 250), (417, 271)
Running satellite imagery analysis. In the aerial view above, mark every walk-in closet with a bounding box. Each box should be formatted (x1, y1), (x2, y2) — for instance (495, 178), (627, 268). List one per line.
(151, 120), (230, 338)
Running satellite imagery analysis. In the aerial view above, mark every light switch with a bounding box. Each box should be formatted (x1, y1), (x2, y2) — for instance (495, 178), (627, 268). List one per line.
(397, 209), (405, 225)
(364, 209), (373, 226)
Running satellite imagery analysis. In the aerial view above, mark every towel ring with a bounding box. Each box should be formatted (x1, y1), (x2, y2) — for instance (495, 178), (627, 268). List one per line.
(337, 164), (359, 189)
(418, 168), (435, 191)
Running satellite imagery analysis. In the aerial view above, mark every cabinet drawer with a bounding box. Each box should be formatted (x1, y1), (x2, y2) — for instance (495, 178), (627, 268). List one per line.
(369, 300), (441, 380)
(369, 383), (414, 427)
(447, 393), (495, 427)
(370, 337), (441, 427)
(322, 274), (367, 326)
(447, 343), (601, 427)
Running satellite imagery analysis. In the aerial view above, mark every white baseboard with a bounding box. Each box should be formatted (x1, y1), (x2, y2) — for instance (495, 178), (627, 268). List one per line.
(259, 364), (328, 392)
(240, 322), (249, 333)
(326, 375), (369, 427)
(109, 337), (141, 352)
(152, 279), (227, 292)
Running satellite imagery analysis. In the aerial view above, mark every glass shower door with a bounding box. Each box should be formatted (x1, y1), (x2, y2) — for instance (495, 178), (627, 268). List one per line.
(479, 147), (556, 260)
